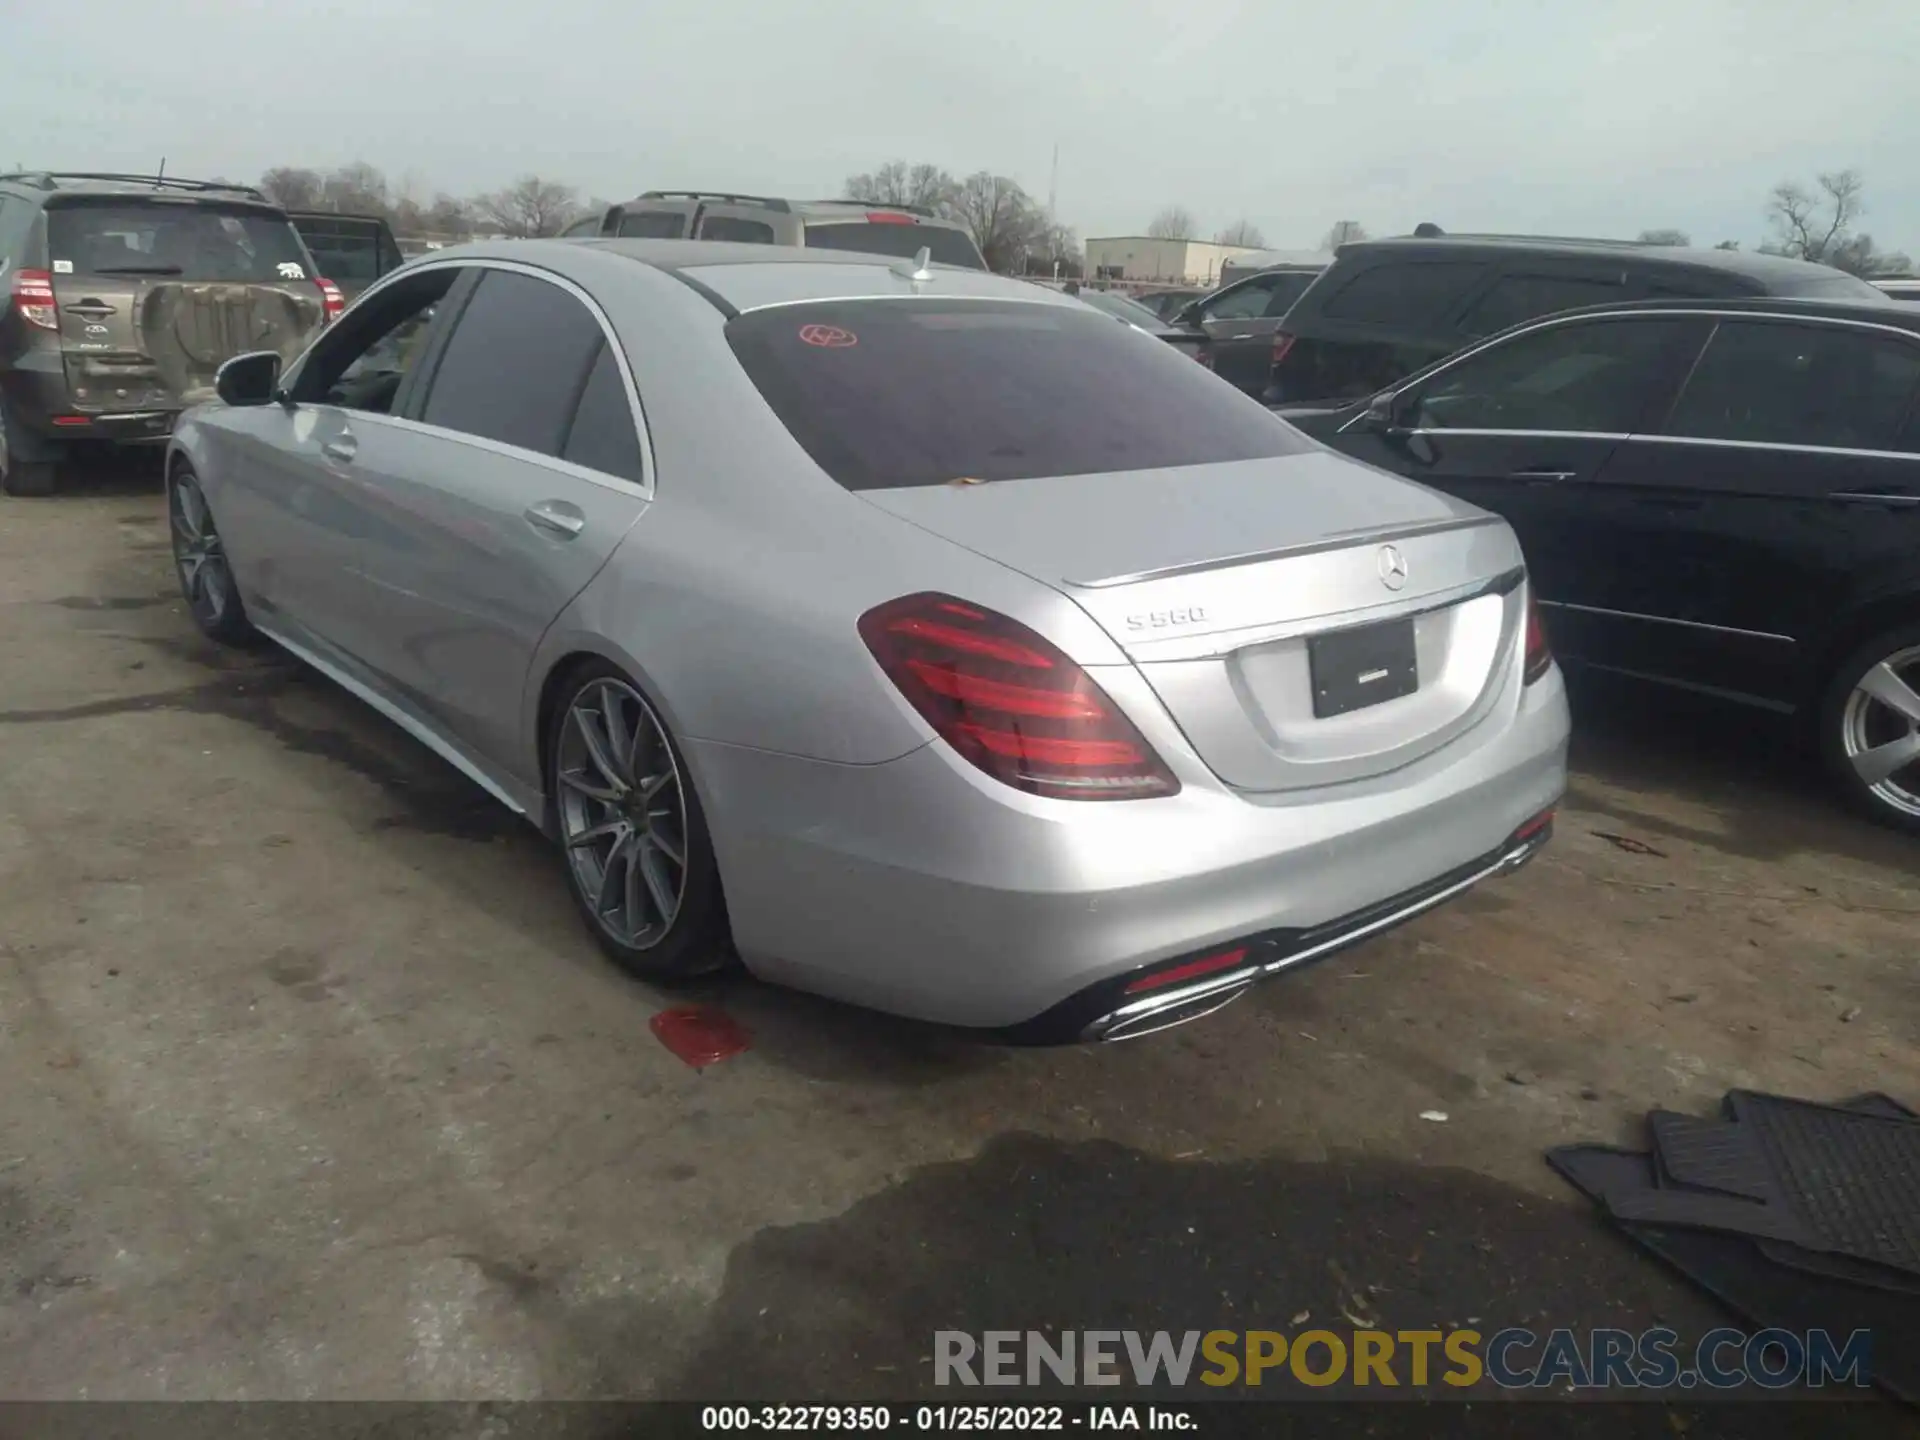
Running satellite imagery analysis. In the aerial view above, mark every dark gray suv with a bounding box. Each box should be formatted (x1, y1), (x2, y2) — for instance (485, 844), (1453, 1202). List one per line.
(0, 172), (340, 496)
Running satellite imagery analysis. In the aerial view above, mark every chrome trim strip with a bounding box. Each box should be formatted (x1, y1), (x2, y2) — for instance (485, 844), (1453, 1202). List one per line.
(1632, 434), (1920, 464)
(1087, 834), (1544, 1041)
(1829, 491), (1920, 506)
(1405, 428), (1630, 443)
(1070, 515), (1499, 590)
(1536, 599), (1794, 643)
(254, 621), (527, 816)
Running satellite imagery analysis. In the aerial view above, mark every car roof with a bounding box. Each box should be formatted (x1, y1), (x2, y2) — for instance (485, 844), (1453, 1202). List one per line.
(1335, 234), (1857, 287)
(1485, 292), (1920, 336)
(612, 191), (970, 228)
(406, 237), (1070, 312)
(0, 171), (271, 204)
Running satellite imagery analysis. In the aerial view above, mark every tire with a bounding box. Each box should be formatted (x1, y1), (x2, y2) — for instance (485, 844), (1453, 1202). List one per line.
(548, 659), (731, 981)
(1816, 620), (1920, 836)
(166, 463), (259, 646)
(1, 460), (58, 497)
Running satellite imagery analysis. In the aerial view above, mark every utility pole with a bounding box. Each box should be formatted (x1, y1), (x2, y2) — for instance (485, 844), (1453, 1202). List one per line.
(1048, 142), (1060, 279)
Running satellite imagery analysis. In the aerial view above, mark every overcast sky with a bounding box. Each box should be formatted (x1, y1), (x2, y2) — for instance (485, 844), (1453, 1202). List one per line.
(4, 0), (1915, 254)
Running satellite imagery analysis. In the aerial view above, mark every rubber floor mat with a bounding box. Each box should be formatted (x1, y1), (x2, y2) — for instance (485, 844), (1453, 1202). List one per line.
(1547, 1143), (1918, 1403)
(1609, 1093), (1920, 1276)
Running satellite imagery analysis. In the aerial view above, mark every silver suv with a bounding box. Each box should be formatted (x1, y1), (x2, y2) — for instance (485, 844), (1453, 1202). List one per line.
(562, 191), (988, 270)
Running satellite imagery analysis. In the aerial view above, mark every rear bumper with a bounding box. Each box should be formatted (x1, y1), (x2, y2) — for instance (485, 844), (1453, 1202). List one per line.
(2, 358), (178, 445)
(687, 661), (1570, 1034)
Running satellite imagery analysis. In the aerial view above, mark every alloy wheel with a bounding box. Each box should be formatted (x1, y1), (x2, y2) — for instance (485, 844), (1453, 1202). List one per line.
(556, 678), (690, 949)
(169, 471), (233, 626)
(1840, 643), (1920, 819)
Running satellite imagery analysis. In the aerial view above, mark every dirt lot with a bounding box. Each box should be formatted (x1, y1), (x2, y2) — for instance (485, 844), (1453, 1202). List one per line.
(1, 461), (1915, 1411)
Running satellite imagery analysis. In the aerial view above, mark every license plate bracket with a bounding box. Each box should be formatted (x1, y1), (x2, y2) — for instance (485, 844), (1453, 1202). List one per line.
(1308, 618), (1419, 718)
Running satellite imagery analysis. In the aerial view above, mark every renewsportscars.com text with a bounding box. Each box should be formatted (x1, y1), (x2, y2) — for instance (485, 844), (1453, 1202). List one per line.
(934, 1327), (1872, 1392)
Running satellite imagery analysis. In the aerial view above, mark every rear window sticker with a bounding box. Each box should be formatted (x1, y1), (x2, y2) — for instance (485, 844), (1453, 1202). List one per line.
(277, 262), (306, 280)
(52, 259), (74, 273)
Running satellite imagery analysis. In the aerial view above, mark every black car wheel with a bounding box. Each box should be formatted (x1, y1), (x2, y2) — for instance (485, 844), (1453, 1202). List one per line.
(1818, 622), (1920, 836)
(549, 660), (731, 981)
(167, 464), (257, 645)
(0, 401), (58, 497)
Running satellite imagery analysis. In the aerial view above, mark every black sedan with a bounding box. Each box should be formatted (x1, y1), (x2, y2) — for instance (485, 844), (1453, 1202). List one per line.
(1283, 295), (1920, 833)
(1072, 290), (1207, 364)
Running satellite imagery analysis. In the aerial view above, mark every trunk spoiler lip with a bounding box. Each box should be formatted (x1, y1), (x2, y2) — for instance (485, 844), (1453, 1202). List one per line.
(1066, 513), (1501, 589)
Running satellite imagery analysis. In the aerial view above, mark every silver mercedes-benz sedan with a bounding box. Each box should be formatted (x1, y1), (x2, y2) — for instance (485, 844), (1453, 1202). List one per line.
(167, 238), (1569, 1042)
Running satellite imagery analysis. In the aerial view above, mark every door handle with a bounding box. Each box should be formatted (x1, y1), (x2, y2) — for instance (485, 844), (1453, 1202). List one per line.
(63, 302), (116, 318)
(321, 434), (357, 463)
(1226, 332), (1256, 341)
(1507, 469), (1577, 483)
(524, 500), (586, 538)
(1829, 490), (1920, 509)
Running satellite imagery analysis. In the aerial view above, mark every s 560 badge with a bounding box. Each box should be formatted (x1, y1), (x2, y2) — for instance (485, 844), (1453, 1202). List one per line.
(1125, 606), (1207, 632)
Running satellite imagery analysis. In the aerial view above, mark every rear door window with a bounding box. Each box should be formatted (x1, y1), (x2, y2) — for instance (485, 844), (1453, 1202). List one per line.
(725, 299), (1311, 490)
(803, 222), (986, 270)
(1663, 320), (1920, 453)
(1261, 271), (1318, 317)
(1410, 317), (1696, 433)
(293, 221), (390, 283)
(1461, 272), (1629, 336)
(1317, 261), (1487, 325)
(698, 215), (777, 245)
(616, 210), (689, 239)
(561, 342), (646, 481)
(1197, 275), (1278, 322)
(46, 201), (311, 282)
(420, 269), (605, 457)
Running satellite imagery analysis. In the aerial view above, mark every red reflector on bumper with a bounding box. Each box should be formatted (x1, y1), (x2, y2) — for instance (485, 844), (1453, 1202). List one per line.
(1123, 947), (1251, 996)
(51, 416), (90, 426)
(1513, 808), (1555, 842)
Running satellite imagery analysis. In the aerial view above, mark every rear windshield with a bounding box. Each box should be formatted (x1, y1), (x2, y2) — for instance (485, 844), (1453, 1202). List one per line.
(803, 221), (986, 271)
(616, 210), (688, 239)
(1316, 260), (1488, 325)
(1782, 270), (1900, 302)
(291, 219), (403, 282)
(726, 299), (1310, 490)
(47, 200), (311, 283)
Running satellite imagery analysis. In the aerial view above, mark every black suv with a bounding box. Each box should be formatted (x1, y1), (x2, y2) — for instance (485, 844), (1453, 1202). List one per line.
(287, 212), (405, 305)
(1287, 296), (1920, 832)
(0, 172), (338, 495)
(1264, 234), (1890, 406)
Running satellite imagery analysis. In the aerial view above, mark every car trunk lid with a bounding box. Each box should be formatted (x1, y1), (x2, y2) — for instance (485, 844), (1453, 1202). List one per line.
(860, 451), (1529, 793)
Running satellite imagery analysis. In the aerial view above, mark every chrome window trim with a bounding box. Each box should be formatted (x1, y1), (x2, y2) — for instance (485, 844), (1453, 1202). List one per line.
(286, 255), (658, 498)
(1403, 428), (1632, 443)
(1537, 598), (1794, 644)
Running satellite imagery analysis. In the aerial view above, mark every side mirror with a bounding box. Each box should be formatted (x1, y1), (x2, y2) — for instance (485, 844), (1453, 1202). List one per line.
(1172, 301), (1203, 328)
(1363, 390), (1405, 431)
(215, 351), (284, 408)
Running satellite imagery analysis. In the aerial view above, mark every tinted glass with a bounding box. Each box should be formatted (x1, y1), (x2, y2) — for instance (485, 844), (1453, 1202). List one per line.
(617, 210), (687, 239)
(1462, 273), (1626, 336)
(1412, 318), (1690, 433)
(1201, 276), (1275, 321)
(1783, 271), (1898, 302)
(1271, 337), (1451, 404)
(562, 342), (645, 481)
(0, 196), (27, 260)
(294, 268), (459, 411)
(1664, 320), (1920, 452)
(294, 221), (389, 282)
(1318, 261), (1487, 324)
(421, 270), (604, 455)
(1261, 272), (1317, 318)
(727, 299), (1311, 490)
(802, 221), (986, 270)
(46, 201), (310, 282)
(561, 216), (602, 238)
(700, 215), (777, 245)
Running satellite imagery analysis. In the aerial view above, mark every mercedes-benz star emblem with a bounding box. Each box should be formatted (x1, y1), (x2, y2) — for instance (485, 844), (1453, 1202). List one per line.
(1377, 544), (1409, 591)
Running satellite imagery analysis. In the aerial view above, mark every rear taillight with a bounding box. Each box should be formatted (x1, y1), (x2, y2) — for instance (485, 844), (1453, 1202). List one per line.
(865, 211), (917, 225)
(316, 278), (345, 324)
(12, 269), (58, 330)
(1523, 590), (1552, 684)
(859, 593), (1180, 801)
(1271, 331), (1297, 367)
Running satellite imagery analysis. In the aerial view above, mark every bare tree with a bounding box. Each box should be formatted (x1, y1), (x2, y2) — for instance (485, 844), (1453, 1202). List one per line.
(259, 166), (325, 211)
(844, 160), (959, 214)
(321, 162), (391, 218)
(1214, 219), (1266, 248)
(951, 172), (1049, 272)
(473, 175), (581, 238)
(1146, 206), (1196, 240)
(1763, 169), (1910, 275)
(1319, 220), (1369, 249)
(1636, 228), (1691, 246)
(424, 194), (474, 238)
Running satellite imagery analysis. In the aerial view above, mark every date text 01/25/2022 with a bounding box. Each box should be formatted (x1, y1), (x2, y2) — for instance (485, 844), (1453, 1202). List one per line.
(701, 1405), (1194, 1431)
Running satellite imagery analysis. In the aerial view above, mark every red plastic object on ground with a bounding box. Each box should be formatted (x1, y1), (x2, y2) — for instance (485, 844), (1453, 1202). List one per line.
(650, 1005), (751, 1068)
